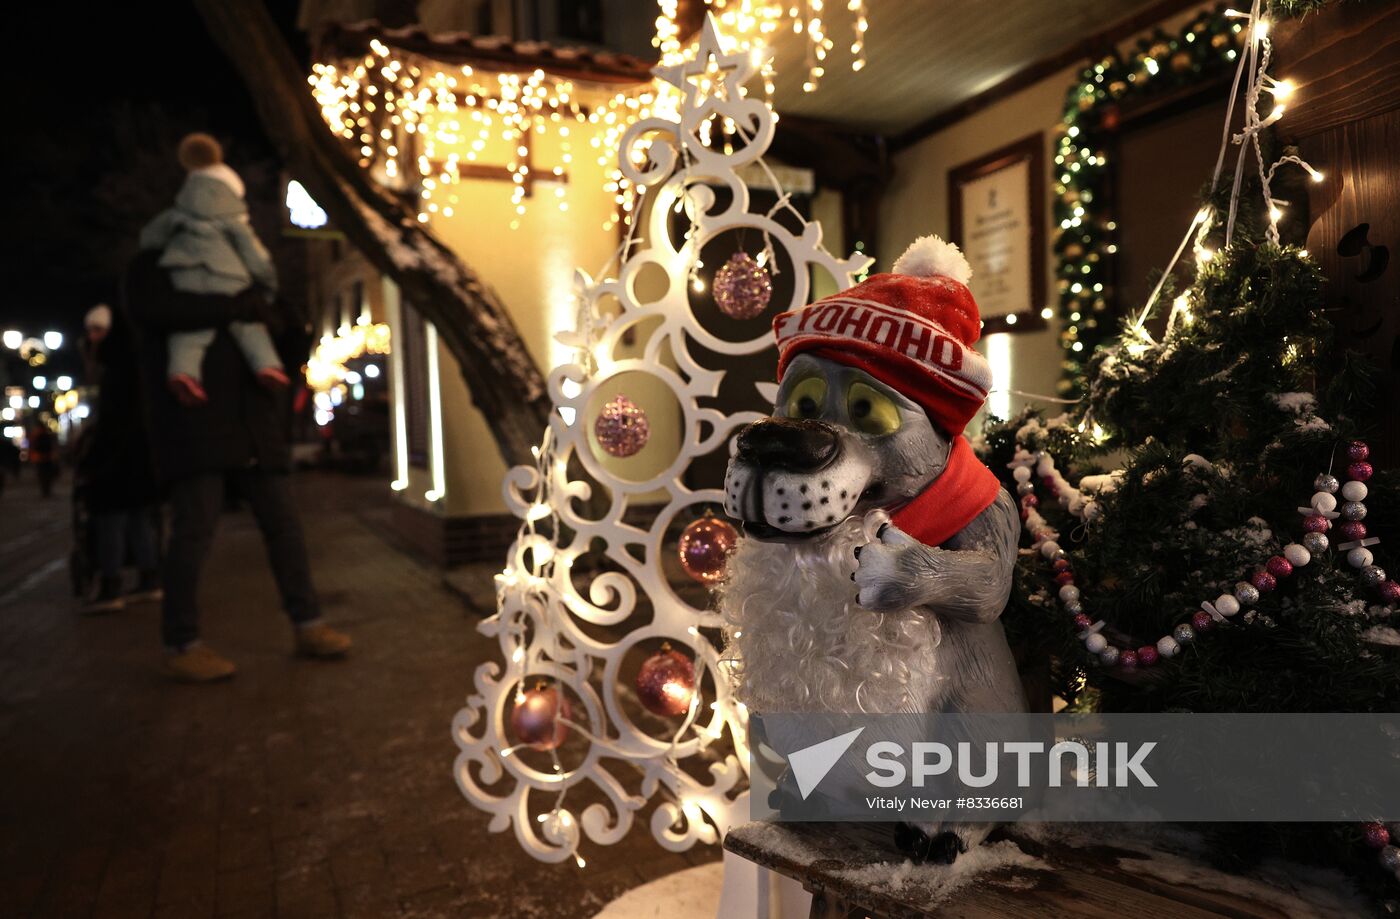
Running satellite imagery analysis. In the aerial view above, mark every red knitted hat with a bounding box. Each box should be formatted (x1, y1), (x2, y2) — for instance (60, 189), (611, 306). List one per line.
(773, 236), (992, 436)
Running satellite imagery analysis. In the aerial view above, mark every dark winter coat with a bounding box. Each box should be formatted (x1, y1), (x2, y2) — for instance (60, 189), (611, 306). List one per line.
(73, 311), (160, 512)
(124, 249), (304, 481)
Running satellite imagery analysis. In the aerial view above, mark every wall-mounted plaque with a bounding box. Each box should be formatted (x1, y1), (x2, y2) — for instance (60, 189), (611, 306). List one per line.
(949, 134), (1045, 334)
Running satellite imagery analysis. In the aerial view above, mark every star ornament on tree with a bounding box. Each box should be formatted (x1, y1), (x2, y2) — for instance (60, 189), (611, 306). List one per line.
(654, 13), (767, 109)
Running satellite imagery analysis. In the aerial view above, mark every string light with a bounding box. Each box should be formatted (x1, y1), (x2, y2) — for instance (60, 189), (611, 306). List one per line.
(312, 47), (659, 230)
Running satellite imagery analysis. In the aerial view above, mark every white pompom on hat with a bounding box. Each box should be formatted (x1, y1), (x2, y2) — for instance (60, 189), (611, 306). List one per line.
(891, 234), (974, 286)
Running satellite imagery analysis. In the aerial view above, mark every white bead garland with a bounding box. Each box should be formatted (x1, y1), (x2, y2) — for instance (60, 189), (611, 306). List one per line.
(1282, 543), (1311, 567)
(1085, 633), (1108, 653)
(1215, 594), (1241, 616)
(1348, 547), (1374, 569)
(1156, 635), (1180, 658)
(1311, 492), (1338, 514)
(1341, 480), (1368, 502)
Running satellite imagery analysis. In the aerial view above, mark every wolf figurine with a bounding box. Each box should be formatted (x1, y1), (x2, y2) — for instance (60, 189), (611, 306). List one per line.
(719, 235), (1025, 864)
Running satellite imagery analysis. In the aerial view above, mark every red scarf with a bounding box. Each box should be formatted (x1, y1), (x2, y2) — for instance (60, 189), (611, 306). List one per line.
(889, 436), (1002, 548)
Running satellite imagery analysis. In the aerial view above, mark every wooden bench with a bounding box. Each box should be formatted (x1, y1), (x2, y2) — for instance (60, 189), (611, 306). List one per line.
(724, 821), (1363, 918)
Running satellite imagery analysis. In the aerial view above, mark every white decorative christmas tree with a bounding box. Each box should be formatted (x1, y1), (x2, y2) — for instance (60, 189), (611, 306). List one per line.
(452, 16), (871, 868)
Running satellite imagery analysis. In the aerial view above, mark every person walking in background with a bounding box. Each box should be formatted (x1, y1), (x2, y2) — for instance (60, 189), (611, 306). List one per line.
(75, 303), (163, 614)
(0, 436), (19, 499)
(124, 132), (350, 683)
(138, 133), (288, 406)
(80, 303), (113, 384)
(27, 419), (59, 497)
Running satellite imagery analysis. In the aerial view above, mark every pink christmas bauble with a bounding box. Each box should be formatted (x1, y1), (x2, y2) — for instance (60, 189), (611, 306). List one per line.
(1341, 522), (1368, 542)
(1348, 461), (1374, 482)
(1303, 514), (1330, 533)
(1251, 570), (1277, 593)
(1191, 610), (1214, 632)
(511, 686), (571, 751)
(678, 516), (738, 583)
(1119, 649), (1139, 669)
(1347, 441), (1371, 462)
(713, 251), (773, 320)
(1136, 645), (1159, 667)
(636, 647), (696, 717)
(595, 395), (650, 458)
(1265, 555), (1293, 578)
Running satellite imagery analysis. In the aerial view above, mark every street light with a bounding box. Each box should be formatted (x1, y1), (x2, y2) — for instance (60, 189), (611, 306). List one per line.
(43, 331), (63, 350)
(2, 331), (19, 349)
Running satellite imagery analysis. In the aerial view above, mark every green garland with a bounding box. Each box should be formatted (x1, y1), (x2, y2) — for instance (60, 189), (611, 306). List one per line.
(1052, 4), (1248, 395)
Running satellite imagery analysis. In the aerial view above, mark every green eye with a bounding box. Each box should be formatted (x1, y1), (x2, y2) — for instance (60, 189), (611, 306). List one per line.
(783, 376), (827, 419)
(847, 382), (901, 436)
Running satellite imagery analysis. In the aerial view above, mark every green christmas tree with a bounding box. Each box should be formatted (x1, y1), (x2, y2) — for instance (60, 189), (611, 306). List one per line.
(986, 241), (1396, 715)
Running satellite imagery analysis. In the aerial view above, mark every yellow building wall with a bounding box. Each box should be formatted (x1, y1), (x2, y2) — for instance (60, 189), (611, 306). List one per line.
(401, 102), (682, 517)
(880, 4), (1214, 429)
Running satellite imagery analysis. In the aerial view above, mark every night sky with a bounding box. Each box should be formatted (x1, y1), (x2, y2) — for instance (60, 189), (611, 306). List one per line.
(3, 3), (305, 379)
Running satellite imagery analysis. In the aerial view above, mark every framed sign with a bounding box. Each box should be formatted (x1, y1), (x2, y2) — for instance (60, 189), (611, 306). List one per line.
(948, 134), (1045, 334)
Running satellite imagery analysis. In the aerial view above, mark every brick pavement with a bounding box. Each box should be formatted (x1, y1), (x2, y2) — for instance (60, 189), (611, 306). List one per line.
(0, 472), (716, 918)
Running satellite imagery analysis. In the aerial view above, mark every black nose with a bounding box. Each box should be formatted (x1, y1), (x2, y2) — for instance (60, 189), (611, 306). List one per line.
(736, 418), (840, 473)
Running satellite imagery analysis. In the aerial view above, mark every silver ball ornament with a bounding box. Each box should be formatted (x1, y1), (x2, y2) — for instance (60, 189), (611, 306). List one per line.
(1234, 582), (1260, 605)
(1381, 845), (1400, 872)
(1341, 501), (1368, 522)
(1313, 473), (1340, 494)
(1098, 646), (1120, 666)
(1173, 623), (1196, 644)
(1302, 532), (1329, 555)
(1017, 481), (1034, 496)
(1064, 600), (1084, 616)
(1362, 565), (1388, 587)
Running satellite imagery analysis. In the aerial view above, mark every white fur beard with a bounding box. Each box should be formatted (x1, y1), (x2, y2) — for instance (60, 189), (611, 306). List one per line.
(718, 515), (942, 715)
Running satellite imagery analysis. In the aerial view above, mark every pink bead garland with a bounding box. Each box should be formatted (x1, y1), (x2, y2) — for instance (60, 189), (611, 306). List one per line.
(1014, 439), (1394, 672)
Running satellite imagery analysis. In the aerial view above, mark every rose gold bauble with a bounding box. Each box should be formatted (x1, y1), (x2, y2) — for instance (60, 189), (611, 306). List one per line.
(636, 647), (696, 717)
(510, 685), (571, 751)
(713, 251), (773, 320)
(594, 395), (650, 458)
(678, 516), (738, 583)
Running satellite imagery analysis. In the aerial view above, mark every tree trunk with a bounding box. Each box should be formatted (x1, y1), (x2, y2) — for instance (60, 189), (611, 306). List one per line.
(190, 0), (552, 468)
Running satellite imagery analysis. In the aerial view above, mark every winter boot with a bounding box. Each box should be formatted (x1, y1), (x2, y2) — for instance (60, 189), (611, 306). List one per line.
(294, 621), (351, 658)
(81, 576), (126, 615)
(162, 644), (237, 683)
(126, 569), (163, 603)
(169, 373), (208, 406)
